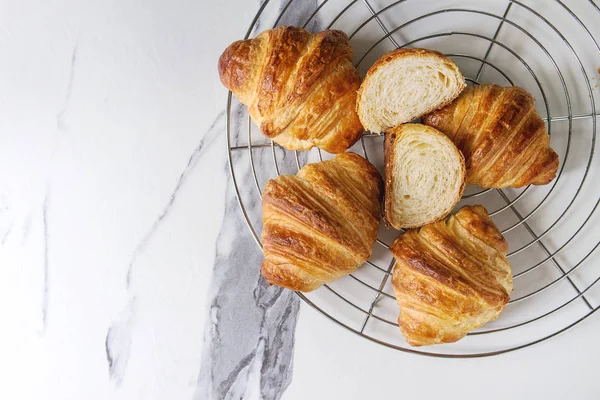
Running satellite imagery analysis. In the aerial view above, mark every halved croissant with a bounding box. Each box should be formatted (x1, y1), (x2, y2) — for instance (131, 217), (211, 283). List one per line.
(356, 48), (466, 133)
(423, 84), (559, 188)
(261, 153), (383, 292)
(391, 205), (513, 346)
(384, 123), (466, 229)
(218, 26), (364, 153)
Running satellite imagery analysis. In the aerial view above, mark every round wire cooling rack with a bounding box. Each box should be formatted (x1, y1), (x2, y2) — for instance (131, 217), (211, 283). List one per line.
(225, 0), (600, 357)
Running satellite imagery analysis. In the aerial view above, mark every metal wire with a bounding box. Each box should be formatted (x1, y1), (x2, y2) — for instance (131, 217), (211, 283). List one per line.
(226, 0), (600, 357)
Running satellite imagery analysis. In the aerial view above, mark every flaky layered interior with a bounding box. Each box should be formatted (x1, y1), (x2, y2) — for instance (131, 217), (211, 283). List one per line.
(359, 56), (464, 133)
(387, 124), (464, 228)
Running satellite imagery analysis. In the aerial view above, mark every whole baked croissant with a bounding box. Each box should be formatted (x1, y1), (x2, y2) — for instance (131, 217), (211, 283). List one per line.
(423, 84), (559, 188)
(218, 26), (364, 153)
(391, 205), (513, 346)
(261, 153), (383, 292)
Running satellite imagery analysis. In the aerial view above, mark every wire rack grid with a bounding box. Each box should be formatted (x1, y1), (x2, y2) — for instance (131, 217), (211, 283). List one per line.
(225, 0), (600, 357)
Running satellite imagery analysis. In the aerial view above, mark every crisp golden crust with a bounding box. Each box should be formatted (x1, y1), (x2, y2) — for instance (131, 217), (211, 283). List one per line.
(261, 153), (383, 292)
(218, 26), (364, 153)
(423, 84), (559, 188)
(383, 130), (395, 226)
(356, 48), (466, 132)
(383, 124), (466, 229)
(390, 205), (513, 346)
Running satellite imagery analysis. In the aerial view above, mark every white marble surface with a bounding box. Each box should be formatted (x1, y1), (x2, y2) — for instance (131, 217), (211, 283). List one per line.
(1, 0), (600, 399)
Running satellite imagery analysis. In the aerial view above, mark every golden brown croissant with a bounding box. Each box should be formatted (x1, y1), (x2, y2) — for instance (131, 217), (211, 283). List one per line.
(218, 26), (364, 153)
(423, 85), (559, 188)
(261, 153), (383, 292)
(390, 205), (512, 346)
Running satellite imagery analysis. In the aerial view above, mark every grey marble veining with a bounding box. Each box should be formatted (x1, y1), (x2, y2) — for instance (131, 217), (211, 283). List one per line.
(103, 0), (325, 396)
(196, 1), (325, 397)
(195, 184), (299, 399)
(105, 298), (135, 385)
(277, 0), (321, 31)
(57, 41), (78, 132)
(125, 110), (226, 288)
(1, 222), (12, 245)
(105, 110), (226, 385)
